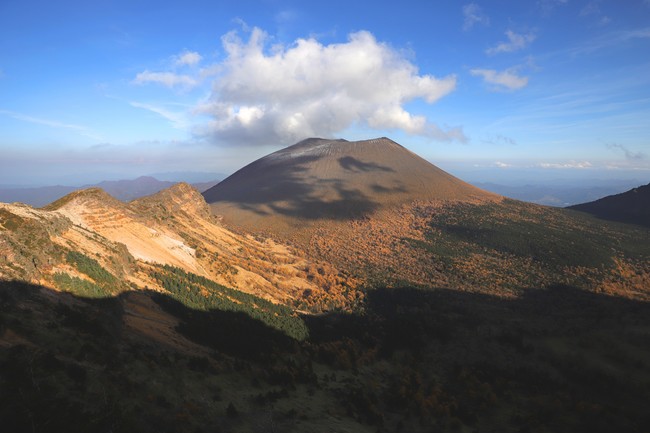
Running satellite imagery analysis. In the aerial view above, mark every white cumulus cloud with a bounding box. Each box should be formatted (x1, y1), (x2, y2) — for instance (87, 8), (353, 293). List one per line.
(487, 30), (535, 55)
(470, 68), (529, 91)
(199, 27), (462, 145)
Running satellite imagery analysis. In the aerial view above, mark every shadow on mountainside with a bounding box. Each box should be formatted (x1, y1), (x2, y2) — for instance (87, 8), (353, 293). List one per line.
(370, 182), (408, 194)
(338, 156), (394, 173)
(2, 279), (650, 432)
(204, 153), (383, 221)
(205, 155), (322, 206)
(567, 182), (650, 229)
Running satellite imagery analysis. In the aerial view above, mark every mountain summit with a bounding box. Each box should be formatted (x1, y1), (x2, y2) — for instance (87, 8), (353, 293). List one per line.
(203, 137), (493, 235)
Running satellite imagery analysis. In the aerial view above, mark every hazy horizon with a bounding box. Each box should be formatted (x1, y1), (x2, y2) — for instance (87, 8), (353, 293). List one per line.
(0, 151), (647, 190)
(0, 152), (645, 210)
(0, 146), (647, 192)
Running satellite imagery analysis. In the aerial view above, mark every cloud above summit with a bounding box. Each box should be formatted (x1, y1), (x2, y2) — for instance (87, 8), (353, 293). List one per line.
(134, 28), (463, 146)
(198, 28), (462, 145)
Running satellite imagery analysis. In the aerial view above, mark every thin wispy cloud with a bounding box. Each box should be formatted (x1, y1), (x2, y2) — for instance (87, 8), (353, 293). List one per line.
(607, 143), (646, 160)
(539, 161), (593, 169)
(133, 50), (203, 88)
(580, 1), (601, 16)
(129, 102), (190, 129)
(109, 25), (133, 47)
(482, 134), (517, 146)
(568, 28), (650, 55)
(471, 68), (529, 91)
(0, 109), (102, 140)
(194, 27), (463, 145)
(538, 0), (568, 16)
(599, 16), (612, 25)
(275, 9), (298, 24)
(580, 1), (611, 25)
(462, 3), (490, 31)
(132, 71), (199, 89)
(487, 30), (535, 55)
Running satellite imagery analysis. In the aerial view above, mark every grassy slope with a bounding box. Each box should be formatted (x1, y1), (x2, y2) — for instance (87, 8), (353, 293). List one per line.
(403, 199), (650, 296)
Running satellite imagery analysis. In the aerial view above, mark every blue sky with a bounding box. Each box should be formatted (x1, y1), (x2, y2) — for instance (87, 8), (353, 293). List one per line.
(1, 0), (649, 186)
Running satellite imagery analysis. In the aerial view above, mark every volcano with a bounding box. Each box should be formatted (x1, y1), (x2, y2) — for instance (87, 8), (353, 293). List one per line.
(203, 137), (494, 237)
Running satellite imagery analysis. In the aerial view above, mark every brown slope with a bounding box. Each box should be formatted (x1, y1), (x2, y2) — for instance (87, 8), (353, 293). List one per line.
(204, 137), (495, 239)
(203, 137), (500, 288)
(568, 182), (650, 228)
(2, 184), (360, 311)
(131, 182), (213, 220)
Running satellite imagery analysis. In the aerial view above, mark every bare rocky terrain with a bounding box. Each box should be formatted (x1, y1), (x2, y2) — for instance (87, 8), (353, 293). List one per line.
(1, 183), (360, 311)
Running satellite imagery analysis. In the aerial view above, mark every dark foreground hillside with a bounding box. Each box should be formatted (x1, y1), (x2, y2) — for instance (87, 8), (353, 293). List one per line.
(2, 280), (650, 433)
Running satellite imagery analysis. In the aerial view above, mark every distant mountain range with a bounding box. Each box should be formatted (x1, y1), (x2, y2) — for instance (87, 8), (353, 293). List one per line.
(0, 176), (219, 207)
(473, 180), (642, 207)
(1, 169), (638, 210)
(568, 182), (650, 228)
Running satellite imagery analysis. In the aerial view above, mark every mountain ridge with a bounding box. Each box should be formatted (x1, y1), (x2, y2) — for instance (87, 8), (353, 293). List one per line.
(568, 182), (650, 228)
(0, 183), (361, 311)
(0, 176), (220, 208)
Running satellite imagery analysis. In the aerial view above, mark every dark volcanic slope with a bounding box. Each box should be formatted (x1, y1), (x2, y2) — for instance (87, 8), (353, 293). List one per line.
(568, 182), (650, 228)
(204, 137), (494, 234)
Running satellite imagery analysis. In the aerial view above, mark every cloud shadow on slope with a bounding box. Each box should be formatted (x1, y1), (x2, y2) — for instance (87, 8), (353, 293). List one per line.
(338, 156), (394, 173)
(370, 182), (408, 194)
(204, 154), (383, 221)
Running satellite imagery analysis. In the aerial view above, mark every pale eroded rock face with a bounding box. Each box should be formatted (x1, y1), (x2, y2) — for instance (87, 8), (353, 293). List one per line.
(0, 183), (361, 311)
